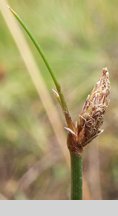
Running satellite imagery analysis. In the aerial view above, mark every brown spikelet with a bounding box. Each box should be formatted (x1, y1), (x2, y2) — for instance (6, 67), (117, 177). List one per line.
(67, 68), (110, 154)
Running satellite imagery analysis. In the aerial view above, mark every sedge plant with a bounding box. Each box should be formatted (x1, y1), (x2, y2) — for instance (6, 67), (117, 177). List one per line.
(9, 7), (110, 200)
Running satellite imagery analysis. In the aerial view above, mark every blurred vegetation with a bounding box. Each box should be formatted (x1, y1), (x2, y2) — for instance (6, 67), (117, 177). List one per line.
(0, 0), (118, 199)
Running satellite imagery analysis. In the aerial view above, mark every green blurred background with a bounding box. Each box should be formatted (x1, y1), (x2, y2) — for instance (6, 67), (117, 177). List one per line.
(0, 0), (118, 200)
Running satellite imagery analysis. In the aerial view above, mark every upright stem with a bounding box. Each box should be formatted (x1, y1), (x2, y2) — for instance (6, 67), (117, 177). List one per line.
(9, 7), (83, 200)
(70, 152), (82, 200)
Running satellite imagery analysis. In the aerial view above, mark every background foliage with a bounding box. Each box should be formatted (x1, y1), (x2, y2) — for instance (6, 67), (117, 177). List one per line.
(0, 0), (118, 199)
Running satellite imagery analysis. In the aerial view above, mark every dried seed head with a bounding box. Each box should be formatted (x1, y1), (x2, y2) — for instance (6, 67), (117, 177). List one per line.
(67, 68), (110, 154)
(78, 67), (110, 146)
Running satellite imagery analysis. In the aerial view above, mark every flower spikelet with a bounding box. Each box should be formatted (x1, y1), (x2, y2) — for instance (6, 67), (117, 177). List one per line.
(78, 67), (110, 146)
(67, 68), (110, 154)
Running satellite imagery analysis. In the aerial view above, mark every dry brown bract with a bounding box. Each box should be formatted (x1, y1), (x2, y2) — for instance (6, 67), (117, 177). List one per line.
(67, 68), (110, 154)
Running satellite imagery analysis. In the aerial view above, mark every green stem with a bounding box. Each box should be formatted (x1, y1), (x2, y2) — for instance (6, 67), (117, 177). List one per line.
(9, 7), (73, 128)
(70, 152), (82, 200)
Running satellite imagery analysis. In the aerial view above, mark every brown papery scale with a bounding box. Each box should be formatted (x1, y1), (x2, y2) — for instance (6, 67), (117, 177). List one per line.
(67, 68), (110, 154)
